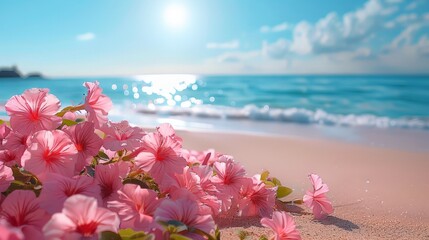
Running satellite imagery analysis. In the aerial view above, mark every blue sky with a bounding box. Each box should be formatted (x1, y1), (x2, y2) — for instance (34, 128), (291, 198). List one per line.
(0, 0), (428, 76)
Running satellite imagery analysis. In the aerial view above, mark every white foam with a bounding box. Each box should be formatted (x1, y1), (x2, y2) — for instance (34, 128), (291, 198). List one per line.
(133, 104), (429, 130)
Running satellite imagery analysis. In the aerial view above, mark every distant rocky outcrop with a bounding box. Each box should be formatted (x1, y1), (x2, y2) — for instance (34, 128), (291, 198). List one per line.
(0, 66), (45, 79)
(26, 72), (44, 78)
(0, 66), (22, 78)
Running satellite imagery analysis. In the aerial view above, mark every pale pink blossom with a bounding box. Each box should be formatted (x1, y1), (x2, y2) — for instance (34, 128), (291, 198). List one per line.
(107, 184), (160, 231)
(0, 219), (24, 240)
(0, 163), (13, 192)
(238, 177), (276, 217)
(156, 123), (182, 145)
(0, 190), (50, 240)
(303, 174), (334, 220)
(261, 211), (301, 240)
(0, 149), (20, 167)
(5, 88), (61, 135)
(102, 120), (145, 151)
(168, 167), (221, 215)
(63, 122), (103, 173)
(21, 130), (77, 181)
(2, 131), (29, 166)
(95, 161), (129, 205)
(134, 132), (186, 183)
(0, 124), (11, 149)
(155, 198), (216, 239)
(212, 159), (246, 199)
(38, 173), (101, 214)
(62, 111), (77, 121)
(83, 81), (112, 128)
(43, 194), (119, 240)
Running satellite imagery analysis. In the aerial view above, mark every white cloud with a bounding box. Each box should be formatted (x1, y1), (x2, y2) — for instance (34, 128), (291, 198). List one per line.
(286, 0), (396, 55)
(216, 50), (260, 63)
(396, 13), (418, 23)
(206, 40), (240, 49)
(260, 22), (291, 33)
(424, 13), (429, 21)
(385, 0), (403, 3)
(262, 39), (291, 59)
(76, 32), (96, 41)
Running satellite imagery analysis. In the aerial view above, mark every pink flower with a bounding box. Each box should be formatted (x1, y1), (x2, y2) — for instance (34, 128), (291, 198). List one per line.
(261, 211), (301, 240)
(63, 122), (103, 173)
(0, 163), (13, 192)
(21, 130), (77, 181)
(2, 131), (29, 166)
(0, 150), (20, 167)
(155, 198), (216, 239)
(107, 184), (160, 231)
(5, 88), (61, 135)
(83, 81), (112, 128)
(95, 161), (129, 205)
(134, 132), (186, 184)
(0, 219), (24, 240)
(0, 123), (11, 149)
(102, 120), (145, 151)
(43, 194), (119, 240)
(212, 159), (246, 199)
(303, 174), (334, 220)
(156, 123), (182, 145)
(38, 173), (101, 214)
(0, 190), (50, 240)
(238, 177), (276, 217)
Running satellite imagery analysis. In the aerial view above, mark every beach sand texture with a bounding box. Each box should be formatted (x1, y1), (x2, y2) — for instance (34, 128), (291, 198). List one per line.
(177, 130), (429, 239)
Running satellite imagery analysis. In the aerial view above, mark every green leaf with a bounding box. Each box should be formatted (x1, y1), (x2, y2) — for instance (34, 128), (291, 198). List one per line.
(100, 231), (122, 240)
(271, 177), (282, 186)
(0, 119), (4, 124)
(259, 235), (269, 240)
(97, 151), (110, 160)
(62, 119), (78, 126)
(263, 180), (276, 188)
(276, 186), (293, 198)
(260, 170), (270, 181)
(118, 229), (154, 240)
(170, 234), (192, 240)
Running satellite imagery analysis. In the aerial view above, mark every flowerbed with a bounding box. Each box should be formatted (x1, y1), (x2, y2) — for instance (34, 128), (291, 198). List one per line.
(0, 82), (333, 240)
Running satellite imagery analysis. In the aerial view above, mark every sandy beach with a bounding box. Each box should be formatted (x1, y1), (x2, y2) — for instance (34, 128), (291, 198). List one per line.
(177, 130), (429, 239)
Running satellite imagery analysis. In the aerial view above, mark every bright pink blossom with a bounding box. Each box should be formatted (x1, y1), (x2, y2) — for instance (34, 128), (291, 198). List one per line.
(238, 177), (276, 217)
(0, 150), (20, 167)
(108, 184), (160, 231)
(21, 130), (77, 181)
(102, 120), (145, 151)
(5, 88), (61, 135)
(155, 198), (216, 239)
(0, 163), (13, 192)
(212, 159), (246, 199)
(261, 211), (301, 240)
(303, 174), (334, 220)
(39, 173), (101, 214)
(0, 190), (50, 240)
(43, 194), (119, 240)
(63, 122), (103, 173)
(134, 132), (186, 183)
(83, 81), (112, 128)
(95, 161), (129, 205)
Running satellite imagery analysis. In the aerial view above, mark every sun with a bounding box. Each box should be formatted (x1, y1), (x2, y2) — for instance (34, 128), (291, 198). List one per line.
(163, 4), (187, 29)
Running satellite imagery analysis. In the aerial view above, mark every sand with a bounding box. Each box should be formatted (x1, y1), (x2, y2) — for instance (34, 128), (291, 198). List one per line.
(177, 130), (429, 239)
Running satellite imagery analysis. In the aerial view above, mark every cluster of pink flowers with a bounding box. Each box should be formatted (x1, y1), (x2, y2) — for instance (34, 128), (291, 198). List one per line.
(0, 82), (333, 240)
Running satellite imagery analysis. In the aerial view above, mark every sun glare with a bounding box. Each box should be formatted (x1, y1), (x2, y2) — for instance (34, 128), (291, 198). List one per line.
(163, 4), (187, 29)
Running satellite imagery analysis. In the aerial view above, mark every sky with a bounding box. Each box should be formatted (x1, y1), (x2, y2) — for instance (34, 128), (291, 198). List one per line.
(0, 0), (429, 76)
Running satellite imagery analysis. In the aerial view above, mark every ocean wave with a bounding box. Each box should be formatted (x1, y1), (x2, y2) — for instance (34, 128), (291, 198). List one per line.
(135, 104), (429, 130)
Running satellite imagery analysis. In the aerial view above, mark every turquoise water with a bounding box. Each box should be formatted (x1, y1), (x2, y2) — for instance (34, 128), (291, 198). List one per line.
(0, 75), (428, 129)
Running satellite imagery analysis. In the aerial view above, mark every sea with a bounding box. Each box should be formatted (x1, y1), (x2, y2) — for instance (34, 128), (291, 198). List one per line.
(0, 75), (428, 152)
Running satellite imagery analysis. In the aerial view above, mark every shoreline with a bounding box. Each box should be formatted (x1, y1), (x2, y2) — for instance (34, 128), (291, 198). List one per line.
(173, 129), (429, 239)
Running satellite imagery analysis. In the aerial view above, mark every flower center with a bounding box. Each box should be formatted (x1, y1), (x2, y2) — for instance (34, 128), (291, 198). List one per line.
(75, 143), (84, 152)
(76, 221), (99, 237)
